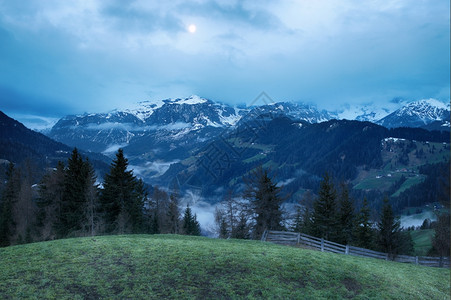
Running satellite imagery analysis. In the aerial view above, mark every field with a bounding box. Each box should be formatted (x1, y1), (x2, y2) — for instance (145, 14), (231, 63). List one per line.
(410, 229), (435, 256)
(353, 140), (449, 193)
(0, 235), (449, 299)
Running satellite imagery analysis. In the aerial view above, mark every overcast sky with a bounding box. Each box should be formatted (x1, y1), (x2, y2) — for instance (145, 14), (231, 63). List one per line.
(0, 0), (449, 128)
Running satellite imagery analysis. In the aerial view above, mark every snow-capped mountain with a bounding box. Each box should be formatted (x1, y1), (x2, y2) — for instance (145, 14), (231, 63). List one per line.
(377, 99), (450, 129)
(240, 102), (333, 124)
(46, 96), (450, 184)
(336, 103), (395, 123)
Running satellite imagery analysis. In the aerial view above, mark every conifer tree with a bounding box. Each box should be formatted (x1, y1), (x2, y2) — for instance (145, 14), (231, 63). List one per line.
(214, 206), (229, 238)
(37, 161), (65, 240)
(0, 163), (19, 247)
(431, 212), (450, 259)
(312, 173), (337, 240)
(233, 211), (250, 239)
(377, 197), (401, 256)
(244, 166), (283, 239)
(100, 149), (145, 234)
(337, 184), (355, 245)
(182, 204), (201, 236)
(354, 198), (374, 249)
(56, 149), (97, 238)
(292, 191), (314, 235)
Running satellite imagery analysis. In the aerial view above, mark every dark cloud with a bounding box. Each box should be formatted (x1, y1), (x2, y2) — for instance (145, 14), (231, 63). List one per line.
(0, 0), (448, 123)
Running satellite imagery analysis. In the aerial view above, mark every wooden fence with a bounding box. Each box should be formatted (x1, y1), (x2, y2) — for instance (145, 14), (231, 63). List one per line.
(262, 230), (450, 268)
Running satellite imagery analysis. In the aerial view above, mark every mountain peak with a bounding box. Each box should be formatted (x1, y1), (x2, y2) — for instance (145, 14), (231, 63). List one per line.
(378, 98), (450, 128)
(403, 98), (449, 111)
(168, 95), (208, 105)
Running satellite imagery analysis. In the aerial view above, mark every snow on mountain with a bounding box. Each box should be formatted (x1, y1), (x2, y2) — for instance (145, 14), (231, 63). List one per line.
(124, 100), (165, 122)
(47, 96), (450, 157)
(377, 98), (450, 128)
(336, 104), (393, 123)
(172, 95), (207, 105)
(239, 102), (332, 124)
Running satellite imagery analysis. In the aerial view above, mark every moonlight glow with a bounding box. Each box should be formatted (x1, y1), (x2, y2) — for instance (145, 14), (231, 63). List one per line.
(188, 24), (197, 33)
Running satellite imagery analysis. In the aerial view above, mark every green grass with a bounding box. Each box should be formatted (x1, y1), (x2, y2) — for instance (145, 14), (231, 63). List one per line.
(353, 172), (404, 190)
(411, 229), (435, 256)
(391, 175), (426, 197)
(0, 235), (449, 299)
(243, 153), (266, 163)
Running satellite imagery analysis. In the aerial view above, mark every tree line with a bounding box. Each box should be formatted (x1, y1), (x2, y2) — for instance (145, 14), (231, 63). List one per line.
(0, 148), (200, 247)
(214, 168), (450, 257)
(1, 152), (448, 258)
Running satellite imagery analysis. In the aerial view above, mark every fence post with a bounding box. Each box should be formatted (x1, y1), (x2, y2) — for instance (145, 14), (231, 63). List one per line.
(415, 256), (418, 265)
(345, 245), (349, 255)
(385, 253), (389, 261)
(321, 238), (324, 252)
(439, 256), (443, 268)
(261, 230), (267, 242)
(296, 233), (300, 245)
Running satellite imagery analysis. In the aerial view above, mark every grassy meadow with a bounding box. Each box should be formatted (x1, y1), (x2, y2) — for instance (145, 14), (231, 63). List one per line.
(0, 235), (449, 299)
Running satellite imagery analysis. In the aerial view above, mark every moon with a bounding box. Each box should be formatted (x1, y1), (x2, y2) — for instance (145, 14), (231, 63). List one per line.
(188, 24), (197, 33)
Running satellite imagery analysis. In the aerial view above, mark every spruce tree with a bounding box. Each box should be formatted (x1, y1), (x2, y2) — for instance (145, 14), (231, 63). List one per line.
(354, 198), (374, 249)
(243, 166), (283, 239)
(56, 149), (98, 238)
(214, 206), (229, 238)
(0, 163), (19, 247)
(337, 184), (355, 245)
(37, 161), (65, 240)
(182, 205), (201, 236)
(378, 197), (401, 256)
(232, 211), (250, 239)
(100, 149), (145, 234)
(312, 173), (337, 240)
(431, 212), (450, 258)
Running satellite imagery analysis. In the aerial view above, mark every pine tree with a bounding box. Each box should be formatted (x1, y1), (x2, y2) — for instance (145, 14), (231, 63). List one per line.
(55, 149), (98, 238)
(37, 161), (65, 240)
(292, 191), (314, 235)
(214, 206), (229, 238)
(182, 205), (201, 236)
(354, 198), (374, 249)
(232, 211), (250, 239)
(100, 149), (145, 234)
(0, 163), (19, 247)
(244, 166), (284, 239)
(56, 148), (87, 237)
(337, 184), (355, 245)
(378, 197), (401, 257)
(312, 173), (338, 240)
(431, 212), (450, 259)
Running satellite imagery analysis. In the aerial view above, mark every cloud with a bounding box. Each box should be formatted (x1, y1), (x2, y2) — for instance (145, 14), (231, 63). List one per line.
(101, 1), (185, 34)
(0, 0), (448, 121)
(102, 143), (128, 155)
(177, 1), (284, 31)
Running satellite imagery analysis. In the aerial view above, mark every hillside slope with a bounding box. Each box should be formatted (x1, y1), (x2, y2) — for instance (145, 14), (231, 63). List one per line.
(0, 111), (110, 174)
(0, 235), (448, 299)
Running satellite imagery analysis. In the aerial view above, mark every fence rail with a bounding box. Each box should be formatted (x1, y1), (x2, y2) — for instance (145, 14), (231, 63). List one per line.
(262, 230), (450, 268)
